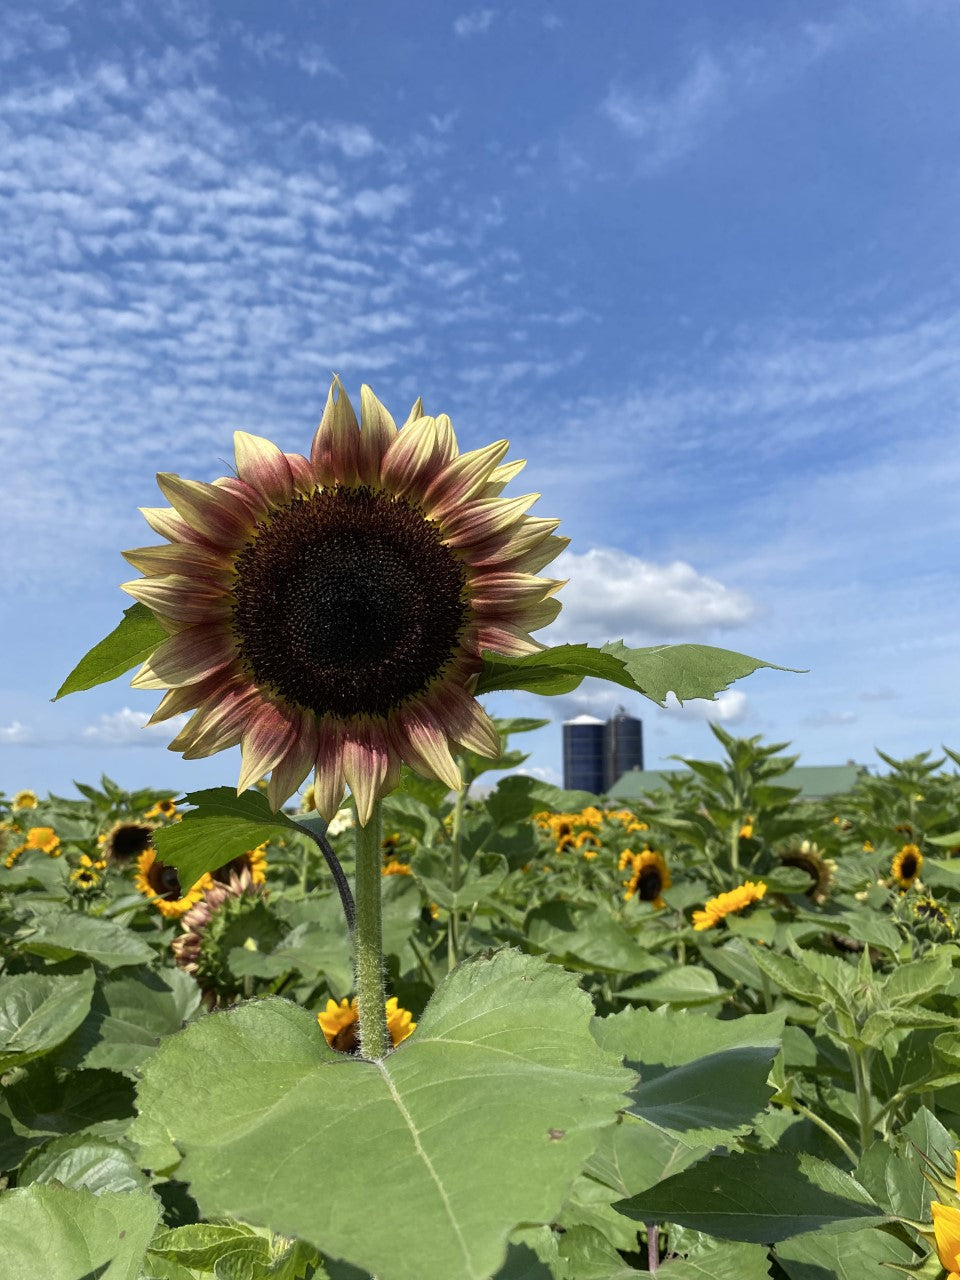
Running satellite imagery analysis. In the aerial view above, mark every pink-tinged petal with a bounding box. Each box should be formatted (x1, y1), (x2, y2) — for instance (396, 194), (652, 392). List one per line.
(237, 702), (299, 794)
(122, 543), (233, 579)
(156, 474), (254, 547)
(268, 712), (320, 811)
(462, 517), (563, 569)
(313, 720), (346, 820)
(422, 440), (510, 521)
(285, 452), (315, 496)
(234, 431), (295, 507)
(481, 457), (526, 498)
(433, 413), (459, 464)
(213, 476), (270, 521)
(342, 720), (394, 826)
(357, 385), (398, 486)
(473, 621), (545, 657)
(379, 415), (448, 498)
(467, 571), (565, 610)
(440, 493), (539, 549)
(140, 506), (211, 547)
(145, 668), (243, 726)
(402, 396), (424, 428)
(130, 623), (237, 690)
(311, 376), (360, 486)
(433, 684), (501, 758)
(391, 705), (462, 792)
(174, 686), (263, 758)
(121, 576), (231, 625)
(502, 533), (570, 575)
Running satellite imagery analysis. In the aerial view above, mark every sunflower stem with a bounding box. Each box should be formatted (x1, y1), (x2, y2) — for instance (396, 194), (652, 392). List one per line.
(447, 777), (468, 972)
(353, 799), (389, 1060)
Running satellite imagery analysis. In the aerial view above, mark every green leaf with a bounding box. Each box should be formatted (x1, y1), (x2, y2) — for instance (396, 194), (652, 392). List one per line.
(152, 787), (299, 886)
(130, 950), (633, 1280)
(15, 910), (156, 969)
(881, 949), (954, 1005)
(413, 850), (508, 911)
(0, 970), (96, 1072)
(617, 1151), (887, 1242)
(18, 1133), (150, 1193)
(659, 1239), (773, 1280)
(54, 603), (168, 699)
(617, 966), (724, 1008)
(55, 969), (202, 1076)
(6, 1062), (137, 1140)
(476, 640), (798, 704)
(0, 1185), (160, 1280)
(775, 1224), (918, 1278)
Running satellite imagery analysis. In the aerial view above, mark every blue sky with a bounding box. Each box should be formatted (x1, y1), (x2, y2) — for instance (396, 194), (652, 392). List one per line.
(3, 0), (960, 800)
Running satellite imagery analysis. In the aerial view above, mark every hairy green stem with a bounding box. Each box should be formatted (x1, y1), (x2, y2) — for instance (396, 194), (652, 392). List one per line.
(788, 1100), (859, 1165)
(354, 800), (389, 1060)
(848, 1045), (875, 1153)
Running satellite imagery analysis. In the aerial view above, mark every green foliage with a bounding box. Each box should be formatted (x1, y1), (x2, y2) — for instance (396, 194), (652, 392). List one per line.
(151, 787), (299, 885)
(54, 602), (168, 699)
(0, 970), (96, 1071)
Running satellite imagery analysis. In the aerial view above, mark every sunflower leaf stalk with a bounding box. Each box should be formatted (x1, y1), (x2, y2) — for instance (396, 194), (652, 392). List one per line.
(353, 798), (389, 1059)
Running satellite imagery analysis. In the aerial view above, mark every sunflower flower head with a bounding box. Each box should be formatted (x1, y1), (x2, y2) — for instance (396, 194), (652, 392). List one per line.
(135, 847), (214, 918)
(24, 827), (60, 857)
(122, 379), (565, 825)
(912, 895), (955, 936)
(381, 859), (412, 877)
(318, 994), (416, 1054)
(12, 789), (38, 811)
(891, 843), (923, 891)
(101, 820), (155, 865)
(778, 839), (835, 905)
(172, 867), (275, 1005)
(144, 798), (179, 821)
(692, 880), (767, 931)
(622, 849), (671, 908)
(932, 1201), (960, 1278)
(211, 842), (269, 888)
(69, 858), (105, 893)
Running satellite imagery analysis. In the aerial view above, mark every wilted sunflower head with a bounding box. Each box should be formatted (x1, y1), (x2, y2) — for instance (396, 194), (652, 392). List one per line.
(122, 379), (565, 825)
(212, 842), (268, 888)
(779, 839), (835, 904)
(102, 820), (155, 865)
(172, 870), (276, 1004)
(135, 847), (213, 918)
(891, 843), (923, 891)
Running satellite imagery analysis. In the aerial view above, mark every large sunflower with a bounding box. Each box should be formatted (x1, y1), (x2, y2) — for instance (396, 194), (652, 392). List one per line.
(891, 843), (923, 890)
(135, 847), (214, 918)
(933, 1201), (960, 1279)
(122, 380), (564, 824)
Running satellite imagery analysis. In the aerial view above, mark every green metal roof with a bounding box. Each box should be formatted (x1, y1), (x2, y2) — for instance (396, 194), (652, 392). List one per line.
(607, 763), (868, 803)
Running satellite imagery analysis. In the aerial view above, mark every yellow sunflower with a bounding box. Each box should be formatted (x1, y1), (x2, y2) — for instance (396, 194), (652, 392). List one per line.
(144, 797), (179, 820)
(24, 827), (60, 856)
(381, 859), (412, 877)
(912, 896), (954, 934)
(121, 378), (565, 825)
(891, 843), (923, 890)
(12, 789), (38, 810)
(317, 995), (416, 1054)
(738, 816), (755, 840)
(135, 847), (214, 918)
(692, 880), (767, 931)
(622, 849), (671, 908)
(933, 1201), (960, 1279)
(212, 842), (268, 887)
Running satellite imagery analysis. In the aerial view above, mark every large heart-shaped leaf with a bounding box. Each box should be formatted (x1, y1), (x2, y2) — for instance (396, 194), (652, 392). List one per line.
(131, 949), (633, 1280)
(0, 970), (96, 1072)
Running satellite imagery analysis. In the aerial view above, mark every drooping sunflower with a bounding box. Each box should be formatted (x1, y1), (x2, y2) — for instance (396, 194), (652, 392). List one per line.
(622, 849), (671, 908)
(172, 866), (276, 1005)
(891, 843), (923, 890)
(692, 880), (767, 931)
(932, 1201), (960, 1279)
(317, 995), (416, 1054)
(778, 839), (835, 905)
(121, 380), (564, 825)
(101, 820), (155, 865)
(135, 847), (214, 918)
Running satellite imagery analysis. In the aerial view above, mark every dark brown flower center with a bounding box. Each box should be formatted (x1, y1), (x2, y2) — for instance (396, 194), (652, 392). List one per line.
(148, 858), (183, 900)
(232, 486), (469, 717)
(637, 867), (663, 901)
(108, 823), (153, 862)
(899, 854), (918, 880)
(331, 1021), (360, 1054)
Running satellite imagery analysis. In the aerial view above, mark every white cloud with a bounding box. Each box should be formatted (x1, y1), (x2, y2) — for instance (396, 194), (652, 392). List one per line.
(81, 707), (188, 745)
(0, 720), (31, 743)
(661, 690), (749, 723)
(301, 121), (379, 159)
(859, 687), (899, 702)
(453, 9), (496, 37)
(547, 548), (756, 646)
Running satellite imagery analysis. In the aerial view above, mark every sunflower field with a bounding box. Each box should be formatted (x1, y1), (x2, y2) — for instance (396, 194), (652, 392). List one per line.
(4, 383), (960, 1280)
(5, 728), (960, 1280)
